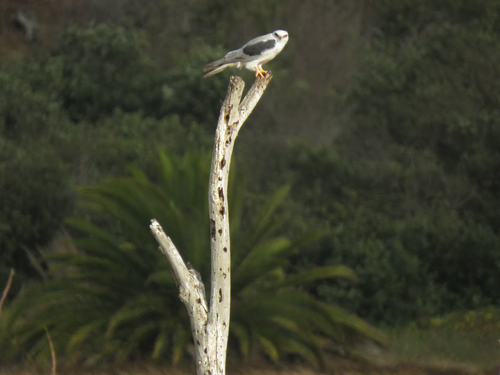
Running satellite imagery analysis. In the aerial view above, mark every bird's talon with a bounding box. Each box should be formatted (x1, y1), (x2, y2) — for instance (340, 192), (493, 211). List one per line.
(255, 67), (268, 79)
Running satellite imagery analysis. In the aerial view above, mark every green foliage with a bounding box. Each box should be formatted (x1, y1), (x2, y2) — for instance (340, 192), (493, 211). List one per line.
(75, 110), (211, 178)
(0, 53), (73, 281)
(0, 23), (213, 284)
(161, 45), (229, 126)
(426, 306), (500, 339)
(354, 1), (500, 206)
(193, 0), (282, 45)
(0, 140), (74, 281)
(51, 23), (230, 127)
(288, 144), (500, 324)
(368, 0), (500, 38)
(56, 24), (166, 121)
(0, 151), (384, 367)
(0, 58), (62, 139)
(3, 2), (500, 361)
(273, 0), (500, 326)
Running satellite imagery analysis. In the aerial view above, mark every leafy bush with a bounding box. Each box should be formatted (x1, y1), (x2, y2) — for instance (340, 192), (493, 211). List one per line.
(0, 25), (214, 283)
(288, 144), (500, 324)
(161, 44), (229, 127)
(55, 24), (166, 121)
(53, 23), (230, 127)
(280, 0), (500, 325)
(0, 55), (66, 141)
(0, 151), (385, 367)
(71, 110), (212, 180)
(0, 140), (74, 279)
(0, 57), (74, 279)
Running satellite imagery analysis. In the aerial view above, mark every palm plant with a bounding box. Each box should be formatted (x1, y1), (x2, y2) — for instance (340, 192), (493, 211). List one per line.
(0, 150), (385, 367)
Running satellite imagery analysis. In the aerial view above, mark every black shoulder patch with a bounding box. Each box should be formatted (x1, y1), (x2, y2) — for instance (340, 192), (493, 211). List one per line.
(243, 39), (276, 56)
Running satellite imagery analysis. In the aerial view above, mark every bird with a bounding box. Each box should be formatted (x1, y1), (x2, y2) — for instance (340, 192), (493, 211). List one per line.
(203, 30), (289, 78)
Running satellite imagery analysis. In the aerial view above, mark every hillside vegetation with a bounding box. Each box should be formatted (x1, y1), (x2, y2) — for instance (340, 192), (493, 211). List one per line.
(1, 0), (499, 370)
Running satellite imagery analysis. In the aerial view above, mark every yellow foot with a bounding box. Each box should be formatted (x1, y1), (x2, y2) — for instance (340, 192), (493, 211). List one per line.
(254, 66), (269, 78)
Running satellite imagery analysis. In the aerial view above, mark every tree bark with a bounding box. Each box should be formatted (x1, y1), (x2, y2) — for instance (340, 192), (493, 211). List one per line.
(151, 73), (273, 375)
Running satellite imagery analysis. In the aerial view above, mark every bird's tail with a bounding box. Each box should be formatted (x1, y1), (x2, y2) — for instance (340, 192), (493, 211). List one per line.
(203, 58), (236, 78)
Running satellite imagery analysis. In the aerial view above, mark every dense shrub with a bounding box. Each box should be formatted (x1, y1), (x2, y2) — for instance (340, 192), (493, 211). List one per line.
(55, 24), (166, 121)
(288, 143), (500, 324)
(0, 23), (216, 284)
(282, 0), (500, 325)
(0, 58), (74, 280)
(333, 1), (500, 322)
(161, 45), (229, 126)
(0, 140), (73, 278)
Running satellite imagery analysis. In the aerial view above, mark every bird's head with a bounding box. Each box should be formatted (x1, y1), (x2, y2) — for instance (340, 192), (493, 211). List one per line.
(273, 30), (289, 42)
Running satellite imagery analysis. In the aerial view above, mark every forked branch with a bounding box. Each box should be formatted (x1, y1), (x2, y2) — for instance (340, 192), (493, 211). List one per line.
(151, 73), (273, 375)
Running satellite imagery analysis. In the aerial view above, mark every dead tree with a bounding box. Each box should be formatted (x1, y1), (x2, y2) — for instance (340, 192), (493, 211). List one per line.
(14, 10), (39, 42)
(150, 74), (273, 375)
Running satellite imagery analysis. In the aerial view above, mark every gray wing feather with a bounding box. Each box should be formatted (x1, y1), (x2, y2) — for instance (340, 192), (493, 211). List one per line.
(202, 32), (276, 78)
(203, 57), (239, 78)
(203, 63), (231, 78)
(241, 32), (273, 47)
(223, 48), (245, 60)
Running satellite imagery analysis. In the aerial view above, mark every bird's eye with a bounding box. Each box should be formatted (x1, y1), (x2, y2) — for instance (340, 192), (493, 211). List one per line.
(274, 32), (288, 40)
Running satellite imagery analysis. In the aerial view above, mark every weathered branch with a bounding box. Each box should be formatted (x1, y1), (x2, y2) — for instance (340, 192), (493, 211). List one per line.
(150, 73), (273, 375)
(207, 73), (272, 374)
(0, 268), (15, 313)
(14, 11), (38, 42)
(239, 73), (274, 125)
(150, 220), (209, 368)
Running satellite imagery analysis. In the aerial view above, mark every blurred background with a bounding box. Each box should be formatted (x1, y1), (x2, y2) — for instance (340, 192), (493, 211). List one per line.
(0, 0), (499, 372)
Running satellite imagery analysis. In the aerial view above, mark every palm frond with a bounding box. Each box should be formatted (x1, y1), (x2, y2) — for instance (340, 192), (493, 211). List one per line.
(256, 334), (280, 363)
(67, 321), (104, 353)
(229, 321), (251, 358)
(0, 150), (383, 367)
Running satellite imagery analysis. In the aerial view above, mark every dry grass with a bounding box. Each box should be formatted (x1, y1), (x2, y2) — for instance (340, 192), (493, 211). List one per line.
(371, 324), (500, 373)
(0, 358), (497, 375)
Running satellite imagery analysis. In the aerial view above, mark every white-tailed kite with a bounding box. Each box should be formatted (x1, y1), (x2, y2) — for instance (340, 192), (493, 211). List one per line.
(203, 30), (289, 78)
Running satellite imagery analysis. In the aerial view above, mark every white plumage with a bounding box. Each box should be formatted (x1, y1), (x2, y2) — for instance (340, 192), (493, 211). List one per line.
(203, 30), (289, 78)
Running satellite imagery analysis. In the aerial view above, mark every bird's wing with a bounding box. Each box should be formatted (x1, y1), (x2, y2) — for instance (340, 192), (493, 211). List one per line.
(221, 40), (276, 64)
(241, 32), (274, 48)
(223, 47), (247, 61)
(242, 39), (276, 57)
(203, 32), (279, 77)
(203, 63), (233, 78)
(222, 32), (275, 60)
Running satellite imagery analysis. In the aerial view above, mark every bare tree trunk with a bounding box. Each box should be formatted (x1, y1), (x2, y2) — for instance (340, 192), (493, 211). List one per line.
(151, 74), (273, 375)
